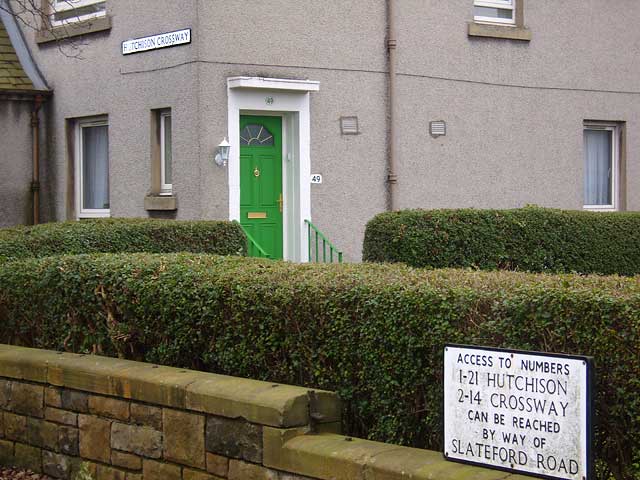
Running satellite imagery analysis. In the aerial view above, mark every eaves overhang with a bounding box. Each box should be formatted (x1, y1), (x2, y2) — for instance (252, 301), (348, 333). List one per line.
(0, 88), (52, 101)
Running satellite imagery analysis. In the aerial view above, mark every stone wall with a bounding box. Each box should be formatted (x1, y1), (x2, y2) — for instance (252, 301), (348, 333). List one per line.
(0, 345), (527, 480)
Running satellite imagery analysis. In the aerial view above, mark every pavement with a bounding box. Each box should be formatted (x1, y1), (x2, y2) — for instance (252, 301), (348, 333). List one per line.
(0, 468), (52, 480)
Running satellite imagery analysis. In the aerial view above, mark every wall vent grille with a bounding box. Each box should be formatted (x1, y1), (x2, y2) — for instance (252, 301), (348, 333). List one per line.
(430, 120), (446, 137)
(340, 116), (359, 135)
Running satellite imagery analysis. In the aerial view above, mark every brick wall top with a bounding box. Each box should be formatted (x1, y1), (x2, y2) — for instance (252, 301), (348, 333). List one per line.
(0, 345), (532, 480)
(0, 345), (340, 428)
(265, 431), (533, 480)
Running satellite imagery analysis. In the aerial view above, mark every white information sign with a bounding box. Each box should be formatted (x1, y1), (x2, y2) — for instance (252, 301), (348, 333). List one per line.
(444, 345), (592, 480)
(122, 29), (191, 55)
(311, 174), (323, 184)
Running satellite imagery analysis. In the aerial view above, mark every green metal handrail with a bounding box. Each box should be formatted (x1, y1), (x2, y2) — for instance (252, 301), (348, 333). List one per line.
(305, 220), (343, 263)
(237, 222), (271, 259)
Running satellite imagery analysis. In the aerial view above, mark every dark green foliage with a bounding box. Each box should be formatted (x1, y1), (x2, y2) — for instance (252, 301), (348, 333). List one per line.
(363, 206), (640, 275)
(0, 219), (246, 263)
(0, 254), (637, 479)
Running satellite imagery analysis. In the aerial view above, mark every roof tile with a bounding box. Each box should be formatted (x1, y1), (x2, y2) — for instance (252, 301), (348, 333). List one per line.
(0, 18), (35, 91)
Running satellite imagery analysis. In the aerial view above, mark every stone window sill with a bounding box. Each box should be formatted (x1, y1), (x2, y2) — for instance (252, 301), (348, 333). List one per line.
(467, 22), (531, 42)
(36, 16), (112, 44)
(144, 195), (177, 211)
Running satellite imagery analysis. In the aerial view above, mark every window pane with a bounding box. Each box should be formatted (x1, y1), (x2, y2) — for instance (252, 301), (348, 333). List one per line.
(53, 2), (106, 22)
(584, 130), (612, 206)
(474, 6), (514, 20)
(240, 124), (275, 146)
(82, 125), (109, 210)
(163, 115), (172, 186)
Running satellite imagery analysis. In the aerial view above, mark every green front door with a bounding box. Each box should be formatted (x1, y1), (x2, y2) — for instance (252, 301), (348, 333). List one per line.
(240, 115), (283, 259)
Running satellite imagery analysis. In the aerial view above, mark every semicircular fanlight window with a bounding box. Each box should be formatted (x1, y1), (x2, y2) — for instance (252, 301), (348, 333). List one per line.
(240, 124), (275, 146)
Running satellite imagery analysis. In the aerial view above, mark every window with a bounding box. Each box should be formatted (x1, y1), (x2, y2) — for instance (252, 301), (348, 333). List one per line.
(146, 108), (177, 209)
(469, 0), (530, 40)
(584, 124), (620, 211)
(474, 0), (515, 25)
(76, 117), (109, 218)
(51, 0), (106, 26)
(240, 124), (275, 146)
(160, 111), (172, 195)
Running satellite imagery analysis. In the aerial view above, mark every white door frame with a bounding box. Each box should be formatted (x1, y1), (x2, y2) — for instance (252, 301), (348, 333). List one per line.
(227, 77), (320, 262)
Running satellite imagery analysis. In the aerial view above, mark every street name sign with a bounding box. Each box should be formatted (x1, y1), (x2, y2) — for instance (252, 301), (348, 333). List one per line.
(444, 345), (593, 480)
(122, 29), (191, 55)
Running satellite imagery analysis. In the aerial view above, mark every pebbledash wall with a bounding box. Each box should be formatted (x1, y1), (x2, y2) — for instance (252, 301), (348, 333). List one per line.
(0, 99), (34, 228)
(0, 345), (531, 480)
(3, 0), (640, 260)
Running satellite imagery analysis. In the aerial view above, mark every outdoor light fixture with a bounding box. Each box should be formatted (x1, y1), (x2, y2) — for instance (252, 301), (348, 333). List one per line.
(214, 138), (230, 167)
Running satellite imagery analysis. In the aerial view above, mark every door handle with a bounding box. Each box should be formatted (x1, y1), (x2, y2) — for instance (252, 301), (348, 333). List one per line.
(278, 193), (283, 213)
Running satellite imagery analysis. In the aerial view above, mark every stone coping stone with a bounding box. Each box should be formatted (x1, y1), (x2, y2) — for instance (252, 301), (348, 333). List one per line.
(267, 433), (534, 480)
(0, 345), (340, 428)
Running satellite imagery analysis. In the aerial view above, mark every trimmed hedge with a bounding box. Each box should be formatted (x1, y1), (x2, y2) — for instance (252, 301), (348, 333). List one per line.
(0, 219), (246, 262)
(0, 254), (637, 479)
(363, 207), (640, 275)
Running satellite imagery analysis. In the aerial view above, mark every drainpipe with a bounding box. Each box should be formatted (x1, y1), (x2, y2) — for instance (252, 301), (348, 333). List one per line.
(31, 95), (44, 225)
(387, 0), (398, 211)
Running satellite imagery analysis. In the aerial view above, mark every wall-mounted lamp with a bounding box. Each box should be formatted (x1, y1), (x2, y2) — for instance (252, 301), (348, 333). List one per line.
(214, 138), (231, 167)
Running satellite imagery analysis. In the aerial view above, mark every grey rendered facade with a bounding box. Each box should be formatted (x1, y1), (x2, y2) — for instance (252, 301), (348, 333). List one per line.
(1, 0), (639, 261)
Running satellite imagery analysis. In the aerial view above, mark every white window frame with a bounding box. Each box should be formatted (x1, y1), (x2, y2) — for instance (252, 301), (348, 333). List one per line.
(75, 117), (110, 219)
(583, 123), (620, 212)
(474, 0), (516, 25)
(160, 111), (172, 195)
(51, 0), (106, 26)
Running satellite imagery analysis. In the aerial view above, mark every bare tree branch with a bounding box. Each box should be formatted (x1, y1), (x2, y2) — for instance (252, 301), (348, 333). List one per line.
(0, 0), (95, 58)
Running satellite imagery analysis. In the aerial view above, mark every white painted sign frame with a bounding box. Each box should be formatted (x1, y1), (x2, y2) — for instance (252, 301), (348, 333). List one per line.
(444, 344), (594, 480)
(122, 28), (192, 56)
